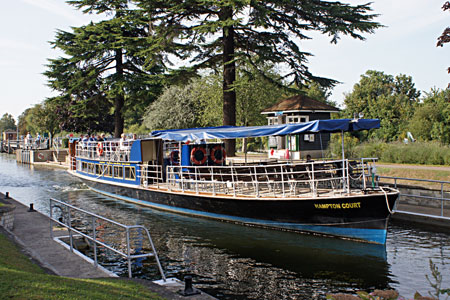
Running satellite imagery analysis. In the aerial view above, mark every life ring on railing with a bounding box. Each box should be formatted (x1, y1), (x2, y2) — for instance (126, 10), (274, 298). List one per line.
(190, 147), (207, 165)
(210, 145), (226, 165)
(170, 150), (180, 165)
(97, 142), (104, 156)
(37, 152), (45, 160)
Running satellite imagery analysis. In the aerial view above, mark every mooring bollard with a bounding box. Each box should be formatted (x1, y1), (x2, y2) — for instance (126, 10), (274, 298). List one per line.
(179, 275), (201, 296)
(28, 203), (35, 212)
(5, 192), (10, 199)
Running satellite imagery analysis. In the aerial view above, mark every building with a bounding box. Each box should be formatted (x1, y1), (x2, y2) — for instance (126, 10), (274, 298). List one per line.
(261, 94), (339, 159)
(2, 130), (17, 141)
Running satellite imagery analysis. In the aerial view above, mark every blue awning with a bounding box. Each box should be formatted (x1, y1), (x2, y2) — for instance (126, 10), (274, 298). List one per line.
(150, 119), (380, 142)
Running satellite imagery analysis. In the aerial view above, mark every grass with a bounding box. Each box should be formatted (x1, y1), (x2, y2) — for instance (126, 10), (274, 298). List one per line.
(0, 233), (165, 300)
(377, 166), (450, 191)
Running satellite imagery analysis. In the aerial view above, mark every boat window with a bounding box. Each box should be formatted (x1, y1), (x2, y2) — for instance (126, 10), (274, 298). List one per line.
(81, 162), (87, 173)
(96, 164), (103, 175)
(124, 166), (136, 181)
(104, 165), (112, 177)
(114, 166), (123, 179)
(88, 163), (95, 174)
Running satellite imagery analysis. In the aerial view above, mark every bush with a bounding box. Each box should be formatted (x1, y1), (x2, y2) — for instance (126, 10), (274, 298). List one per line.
(327, 138), (450, 166)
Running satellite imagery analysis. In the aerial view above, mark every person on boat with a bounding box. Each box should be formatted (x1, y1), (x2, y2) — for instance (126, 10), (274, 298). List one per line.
(25, 132), (32, 149)
(119, 133), (129, 160)
(306, 154), (313, 162)
(35, 133), (41, 147)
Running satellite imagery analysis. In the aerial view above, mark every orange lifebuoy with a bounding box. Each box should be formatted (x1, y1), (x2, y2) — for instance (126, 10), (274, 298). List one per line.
(190, 147), (207, 165)
(97, 142), (104, 156)
(170, 150), (180, 165)
(210, 145), (226, 165)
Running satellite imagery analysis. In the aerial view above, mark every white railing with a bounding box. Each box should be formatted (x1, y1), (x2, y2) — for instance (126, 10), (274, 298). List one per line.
(49, 198), (166, 280)
(162, 160), (349, 198)
(76, 140), (133, 162)
(138, 164), (164, 188)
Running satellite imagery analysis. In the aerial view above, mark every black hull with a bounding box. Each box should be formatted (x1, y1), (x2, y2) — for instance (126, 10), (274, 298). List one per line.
(75, 173), (399, 244)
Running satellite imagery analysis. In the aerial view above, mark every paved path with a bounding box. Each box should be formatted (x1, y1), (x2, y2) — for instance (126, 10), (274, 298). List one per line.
(2, 193), (111, 278)
(377, 163), (450, 172)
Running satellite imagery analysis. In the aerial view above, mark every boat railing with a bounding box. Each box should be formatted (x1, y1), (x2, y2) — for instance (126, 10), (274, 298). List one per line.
(138, 164), (164, 188)
(75, 140), (133, 162)
(163, 159), (349, 198)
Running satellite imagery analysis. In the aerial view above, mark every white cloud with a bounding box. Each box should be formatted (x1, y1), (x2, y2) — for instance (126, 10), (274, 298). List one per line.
(20, 0), (86, 24)
(0, 38), (39, 51)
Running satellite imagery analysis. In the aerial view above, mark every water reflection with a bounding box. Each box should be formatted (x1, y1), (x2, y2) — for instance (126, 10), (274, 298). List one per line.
(1, 154), (449, 299)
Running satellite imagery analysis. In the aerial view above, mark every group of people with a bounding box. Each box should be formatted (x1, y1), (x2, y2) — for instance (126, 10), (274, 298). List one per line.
(23, 132), (45, 148)
(78, 132), (138, 160)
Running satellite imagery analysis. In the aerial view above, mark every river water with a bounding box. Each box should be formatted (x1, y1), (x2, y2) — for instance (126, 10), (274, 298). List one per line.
(0, 153), (449, 299)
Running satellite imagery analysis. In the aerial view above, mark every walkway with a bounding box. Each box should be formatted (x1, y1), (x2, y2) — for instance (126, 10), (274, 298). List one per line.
(2, 193), (111, 278)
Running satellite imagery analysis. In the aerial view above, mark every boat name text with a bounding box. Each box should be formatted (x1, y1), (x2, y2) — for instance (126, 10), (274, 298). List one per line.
(314, 202), (361, 209)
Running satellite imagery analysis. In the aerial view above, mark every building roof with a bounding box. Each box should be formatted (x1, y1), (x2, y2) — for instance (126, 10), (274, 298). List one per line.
(261, 94), (339, 114)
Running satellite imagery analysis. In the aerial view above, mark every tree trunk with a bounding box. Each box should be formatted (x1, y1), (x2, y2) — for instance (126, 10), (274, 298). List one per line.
(114, 49), (125, 138)
(221, 6), (236, 157)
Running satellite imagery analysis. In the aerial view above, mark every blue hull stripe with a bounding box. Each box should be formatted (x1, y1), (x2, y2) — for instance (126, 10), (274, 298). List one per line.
(88, 186), (387, 244)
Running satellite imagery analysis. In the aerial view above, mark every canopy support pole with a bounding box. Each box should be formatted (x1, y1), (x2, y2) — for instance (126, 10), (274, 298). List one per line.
(341, 130), (347, 192)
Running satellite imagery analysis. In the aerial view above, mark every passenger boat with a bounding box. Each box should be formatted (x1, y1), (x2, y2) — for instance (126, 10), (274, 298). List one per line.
(68, 119), (399, 244)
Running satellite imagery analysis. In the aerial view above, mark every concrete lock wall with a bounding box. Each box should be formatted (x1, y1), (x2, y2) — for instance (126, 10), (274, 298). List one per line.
(397, 186), (450, 209)
(0, 206), (15, 231)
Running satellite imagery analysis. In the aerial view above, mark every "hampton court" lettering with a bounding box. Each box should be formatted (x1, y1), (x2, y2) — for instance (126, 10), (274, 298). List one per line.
(314, 202), (361, 209)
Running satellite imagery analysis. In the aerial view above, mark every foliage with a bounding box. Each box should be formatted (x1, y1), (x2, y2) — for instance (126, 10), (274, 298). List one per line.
(343, 70), (420, 142)
(378, 142), (450, 166)
(25, 101), (60, 139)
(0, 113), (16, 133)
(139, 0), (382, 155)
(45, 0), (164, 137)
(140, 0), (381, 87)
(144, 68), (290, 131)
(17, 108), (32, 136)
(326, 138), (450, 166)
(199, 66), (291, 128)
(437, 1), (450, 86)
(301, 81), (336, 107)
(47, 95), (115, 134)
(143, 79), (208, 131)
(408, 89), (450, 144)
(326, 133), (361, 160)
(0, 232), (164, 300)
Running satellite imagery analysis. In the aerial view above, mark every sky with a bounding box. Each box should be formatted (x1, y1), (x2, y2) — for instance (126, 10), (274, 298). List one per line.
(1, 0), (449, 122)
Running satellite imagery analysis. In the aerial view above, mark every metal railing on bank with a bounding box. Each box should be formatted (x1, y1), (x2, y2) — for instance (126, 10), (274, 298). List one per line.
(49, 198), (166, 280)
(378, 176), (450, 218)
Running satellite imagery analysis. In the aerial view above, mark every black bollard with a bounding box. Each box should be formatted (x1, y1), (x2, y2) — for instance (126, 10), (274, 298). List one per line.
(5, 192), (10, 199)
(28, 203), (35, 212)
(178, 276), (201, 296)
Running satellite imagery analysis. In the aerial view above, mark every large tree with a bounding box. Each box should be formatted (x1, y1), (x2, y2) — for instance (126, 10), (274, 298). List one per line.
(409, 89), (450, 143)
(138, 0), (381, 155)
(45, 0), (163, 137)
(343, 70), (420, 141)
(437, 1), (450, 86)
(0, 113), (16, 133)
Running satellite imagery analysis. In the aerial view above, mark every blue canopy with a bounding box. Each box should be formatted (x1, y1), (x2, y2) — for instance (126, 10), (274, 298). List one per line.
(150, 119), (380, 142)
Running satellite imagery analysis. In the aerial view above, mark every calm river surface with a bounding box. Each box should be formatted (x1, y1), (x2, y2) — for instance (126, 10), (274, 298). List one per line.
(0, 154), (449, 299)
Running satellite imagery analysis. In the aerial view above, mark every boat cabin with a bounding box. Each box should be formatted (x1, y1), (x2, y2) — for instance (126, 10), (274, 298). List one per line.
(261, 95), (339, 160)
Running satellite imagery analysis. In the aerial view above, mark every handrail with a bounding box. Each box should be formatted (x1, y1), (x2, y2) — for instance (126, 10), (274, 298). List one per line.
(378, 175), (450, 217)
(162, 160), (348, 198)
(75, 140), (134, 162)
(49, 198), (166, 280)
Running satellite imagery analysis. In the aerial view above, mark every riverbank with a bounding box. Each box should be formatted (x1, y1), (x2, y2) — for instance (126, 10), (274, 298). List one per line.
(0, 193), (215, 300)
